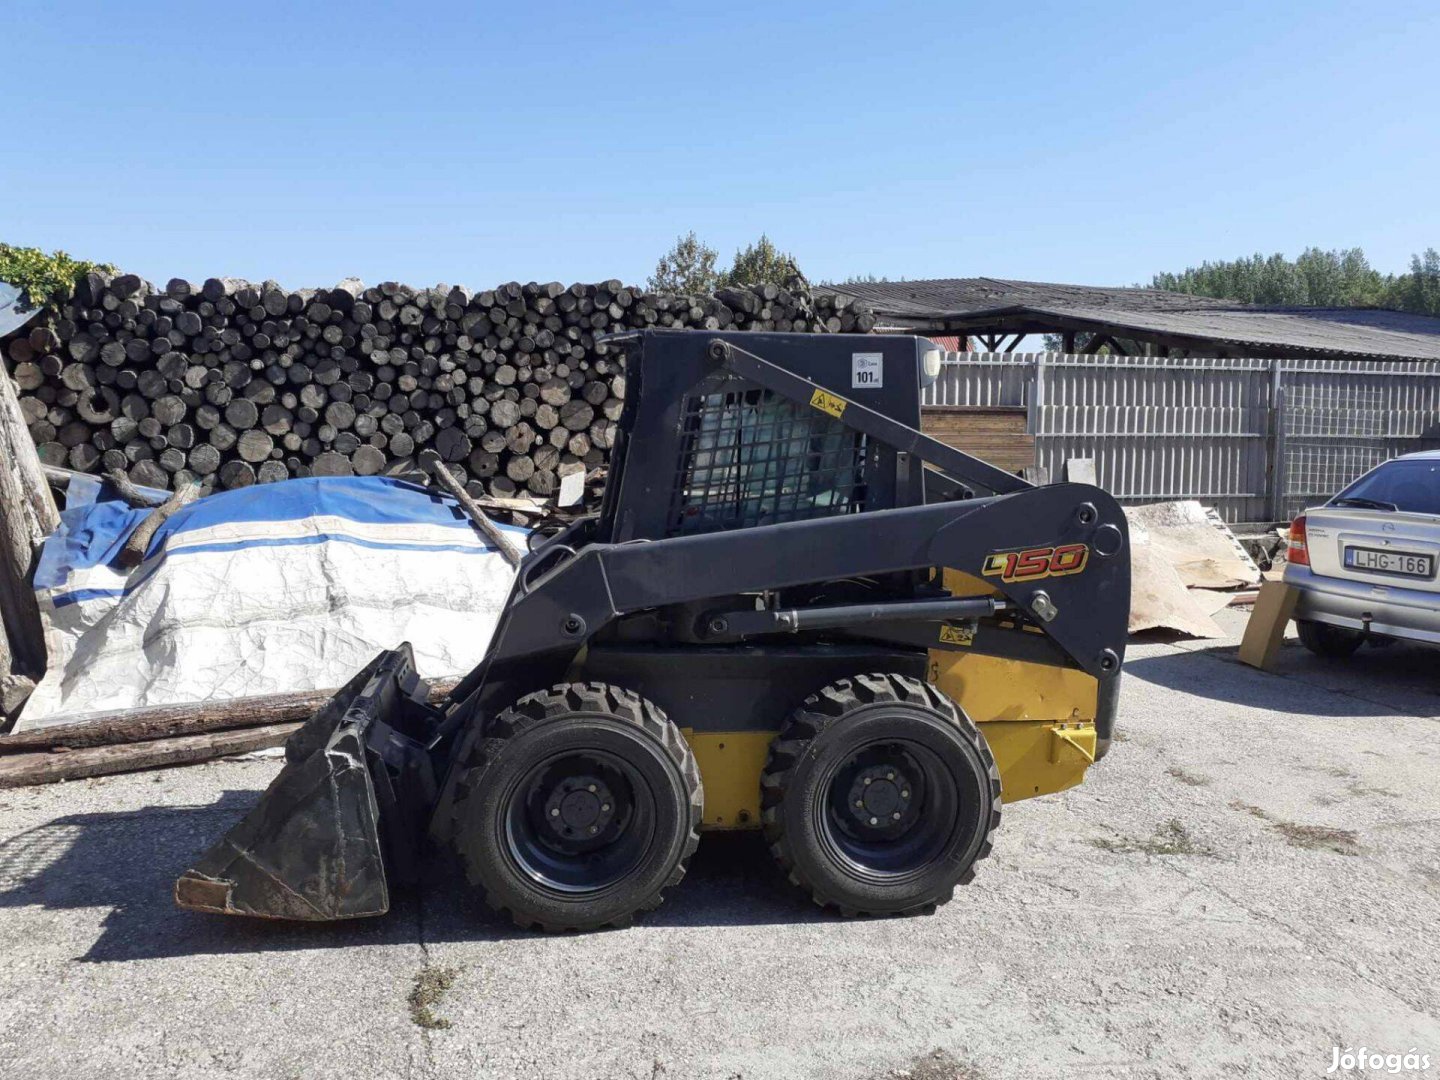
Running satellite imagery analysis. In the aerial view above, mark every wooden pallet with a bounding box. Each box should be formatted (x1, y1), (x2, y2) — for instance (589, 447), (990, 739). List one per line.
(921, 406), (1034, 475)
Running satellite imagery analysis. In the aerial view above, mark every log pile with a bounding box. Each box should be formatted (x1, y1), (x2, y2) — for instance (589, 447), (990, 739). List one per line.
(0, 273), (874, 502)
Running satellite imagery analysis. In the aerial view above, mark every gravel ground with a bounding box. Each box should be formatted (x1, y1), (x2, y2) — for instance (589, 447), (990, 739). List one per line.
(1, 607), (1437, 1080)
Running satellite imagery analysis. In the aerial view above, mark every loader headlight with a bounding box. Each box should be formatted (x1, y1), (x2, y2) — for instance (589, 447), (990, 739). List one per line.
(920, 347), (944, 387)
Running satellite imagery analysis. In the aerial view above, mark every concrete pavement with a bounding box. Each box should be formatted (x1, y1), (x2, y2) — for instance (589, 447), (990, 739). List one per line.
(1, 608), (1437, 1079)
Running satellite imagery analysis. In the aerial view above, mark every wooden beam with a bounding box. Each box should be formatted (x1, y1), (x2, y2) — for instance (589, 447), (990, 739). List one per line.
(0, 359), (58, 690)
(429, 461), (524, 567)
(103, 468), (166, 509)
(0, 677), (460, 752)
(922, 312), (1324, 362)
(0, 361), (59, 534)
(0, 722), (303, 788)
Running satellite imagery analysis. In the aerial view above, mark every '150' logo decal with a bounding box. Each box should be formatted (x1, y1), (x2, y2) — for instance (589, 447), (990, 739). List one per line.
(982, 543), (1089, 582)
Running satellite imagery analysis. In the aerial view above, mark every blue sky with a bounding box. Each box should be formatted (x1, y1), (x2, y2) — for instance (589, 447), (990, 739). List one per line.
(4, 1), (1437, 291)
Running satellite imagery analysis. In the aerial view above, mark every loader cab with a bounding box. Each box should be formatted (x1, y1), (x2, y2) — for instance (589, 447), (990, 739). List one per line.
(598, 331), (945, 543)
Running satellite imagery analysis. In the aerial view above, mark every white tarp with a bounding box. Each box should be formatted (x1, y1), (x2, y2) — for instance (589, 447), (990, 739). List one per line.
(18, 476), (523, 730)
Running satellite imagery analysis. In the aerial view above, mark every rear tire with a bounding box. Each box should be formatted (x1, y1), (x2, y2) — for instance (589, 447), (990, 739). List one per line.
(449, 683), (702, 932)
(760, 673), (1001, 917)
(1296, 619), (1365, 658)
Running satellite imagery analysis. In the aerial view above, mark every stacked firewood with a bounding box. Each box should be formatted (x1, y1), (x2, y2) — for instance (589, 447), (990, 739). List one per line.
(1, 273), (875, 501)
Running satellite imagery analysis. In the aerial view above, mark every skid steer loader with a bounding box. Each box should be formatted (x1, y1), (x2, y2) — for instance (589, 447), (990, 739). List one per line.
(176, 330), (1128, 931)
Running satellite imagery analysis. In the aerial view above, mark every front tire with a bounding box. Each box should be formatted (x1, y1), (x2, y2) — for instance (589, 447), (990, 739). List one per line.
(761, 673), (1001, 917)
(1297, 619), (1365, 658)
(450, 683), (702, 932)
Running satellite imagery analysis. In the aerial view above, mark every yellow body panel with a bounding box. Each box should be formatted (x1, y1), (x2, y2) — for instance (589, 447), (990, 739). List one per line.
(680, 566), (1101, 828)
(928, 566), (1100, 800)
(683, 731), (775, 830)
(683, 653), (1097, 829)
(925, 651), (1098, 802)
(925, 651), (1097, 723)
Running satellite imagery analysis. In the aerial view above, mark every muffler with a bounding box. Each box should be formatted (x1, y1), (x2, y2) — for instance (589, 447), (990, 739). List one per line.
(175, 645), (441, 921)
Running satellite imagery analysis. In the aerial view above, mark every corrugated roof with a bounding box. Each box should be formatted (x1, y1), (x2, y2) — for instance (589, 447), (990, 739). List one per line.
(822, 278), (1440, 361)
(829, 277), (1239, 316)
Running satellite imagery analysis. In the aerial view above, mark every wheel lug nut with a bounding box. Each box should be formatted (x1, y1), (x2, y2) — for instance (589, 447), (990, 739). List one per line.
(550, 808), (560, 817)
(855, 800), (864, 808)
(588, 785), (597, 793)
(601, 804), (610, 812)
(892, 812), (901, 820)
(863, 777), (872, 786)
(589, 825), (598, 834)
(886, 772), (895, 781)
(901, 790), (909, 798)
(869, 816), (879, 826)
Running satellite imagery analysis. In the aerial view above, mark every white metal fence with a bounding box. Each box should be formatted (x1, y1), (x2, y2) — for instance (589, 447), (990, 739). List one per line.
(924, 353), (1440, 522)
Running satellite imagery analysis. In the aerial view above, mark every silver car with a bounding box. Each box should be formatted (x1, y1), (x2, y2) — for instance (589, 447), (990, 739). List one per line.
(1284, 450), (1440, 657)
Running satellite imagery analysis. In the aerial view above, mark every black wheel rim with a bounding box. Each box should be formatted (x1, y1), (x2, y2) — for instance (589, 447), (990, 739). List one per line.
(815, 738), (964, 884)
(502, 749), (658, 895)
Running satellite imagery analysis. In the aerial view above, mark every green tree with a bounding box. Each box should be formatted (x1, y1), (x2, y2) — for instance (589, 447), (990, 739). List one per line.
(835, 273), (895, 285)
(1148, 247), (1392, 308)
(1386, 248), (1440, 316)
(647, 231), (720, 294)
(718, 234), (805, 289)
(0, 243), (112, 308)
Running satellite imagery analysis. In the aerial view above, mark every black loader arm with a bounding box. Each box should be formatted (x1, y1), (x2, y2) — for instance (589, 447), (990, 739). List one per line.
(476, 487), (1125, 678)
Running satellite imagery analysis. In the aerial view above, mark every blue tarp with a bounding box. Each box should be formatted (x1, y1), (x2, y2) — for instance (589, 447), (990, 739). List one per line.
(20, 477), (524, 728)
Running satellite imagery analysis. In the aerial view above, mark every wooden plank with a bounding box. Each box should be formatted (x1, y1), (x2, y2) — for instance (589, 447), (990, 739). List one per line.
(0, 677), (460, 752)
(1237, 579), (1299, 670)
(921, 406), (1034, 474)
(0, 359), (60, 534)
(0, 359), (57, 685)
(429, 461), (524, 566)
(0, 722), (303, 788)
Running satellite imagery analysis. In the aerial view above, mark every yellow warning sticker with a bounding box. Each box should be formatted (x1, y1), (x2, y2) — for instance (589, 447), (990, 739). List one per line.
(938, 624), (975, 646)
(809, 388), (847, 418)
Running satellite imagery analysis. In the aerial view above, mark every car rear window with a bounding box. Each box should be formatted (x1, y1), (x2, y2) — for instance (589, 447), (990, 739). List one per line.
(1335, 460), (1440, 515)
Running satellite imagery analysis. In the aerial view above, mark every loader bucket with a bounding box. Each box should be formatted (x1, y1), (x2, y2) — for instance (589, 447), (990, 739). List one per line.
(175, 647), (439, 921)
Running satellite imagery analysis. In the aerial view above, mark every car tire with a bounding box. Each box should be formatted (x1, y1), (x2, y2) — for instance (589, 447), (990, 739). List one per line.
(1296, 619), (1365, 659)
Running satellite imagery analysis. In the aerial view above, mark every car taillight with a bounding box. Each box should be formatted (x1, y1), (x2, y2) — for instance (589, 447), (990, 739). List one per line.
(1288, 514), (1309, 566)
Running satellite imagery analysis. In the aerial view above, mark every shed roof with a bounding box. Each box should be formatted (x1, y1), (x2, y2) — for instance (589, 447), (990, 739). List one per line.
(822, 278), (1440, 361)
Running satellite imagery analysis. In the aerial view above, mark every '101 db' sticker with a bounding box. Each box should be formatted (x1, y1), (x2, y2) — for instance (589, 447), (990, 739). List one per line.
(982, 544), (1089, 583)
(852, 352), (883, 388)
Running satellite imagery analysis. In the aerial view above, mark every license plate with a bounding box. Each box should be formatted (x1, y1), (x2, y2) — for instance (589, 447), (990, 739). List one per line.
(1344, 547), (1434, 578)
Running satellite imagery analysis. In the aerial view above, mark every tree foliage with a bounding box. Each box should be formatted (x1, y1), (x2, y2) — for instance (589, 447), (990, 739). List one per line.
(646, 231), (720, 294)
(648, 232), (809, 292)
(0, 243), (112, 308)
(831, 273), (899, 285)
(718, 234), (804, 289)
(1149, 246), (1440, 315)
(1392, 248), (1440, 316)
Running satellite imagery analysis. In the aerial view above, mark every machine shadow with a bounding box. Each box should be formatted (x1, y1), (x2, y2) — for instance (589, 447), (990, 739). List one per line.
(1125, 638), (1440, 717)
(0, 790), (826, 962)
